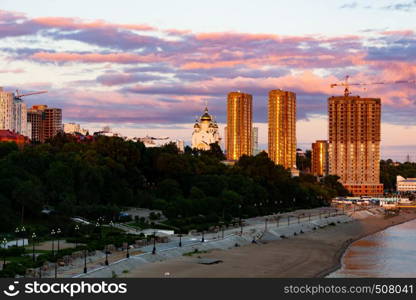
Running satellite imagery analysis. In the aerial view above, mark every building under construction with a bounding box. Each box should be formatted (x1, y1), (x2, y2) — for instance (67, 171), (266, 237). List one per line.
(328, 95), (383, 196)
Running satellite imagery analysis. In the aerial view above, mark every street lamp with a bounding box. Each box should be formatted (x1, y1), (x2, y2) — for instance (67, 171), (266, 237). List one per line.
(57, 228), (61, 253)
(179, 234), (182, 247)
(21, 226), (26, 247)
(54, 228), (61, 278)
(83, 247), (88, 273)
(2, 237), (7, 269)
(97, 217), (104, 240)
(51, 229), (55, 256)
(265, 218), (268, 231)
(238, 204), (243, 235)
(31, 232), (36, 262)
(105, 245), (109, 266)
(15, 227), (19, 247)
(74, 225), (79, 248)
(126, 243), (130, 258)
(152, 231), (156, 255)
(201, 231), (205, 243)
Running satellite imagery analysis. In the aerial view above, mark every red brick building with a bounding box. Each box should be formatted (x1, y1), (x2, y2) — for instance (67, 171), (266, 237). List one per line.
(0, 129), (28, 147)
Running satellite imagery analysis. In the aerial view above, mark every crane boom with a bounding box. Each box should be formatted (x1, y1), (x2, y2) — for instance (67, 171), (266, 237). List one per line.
(330, 76), (416, 96)
(15, 90), (48, 98)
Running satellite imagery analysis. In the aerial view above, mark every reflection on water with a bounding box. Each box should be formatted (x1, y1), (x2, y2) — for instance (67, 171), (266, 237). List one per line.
(329, 219), (416, 277)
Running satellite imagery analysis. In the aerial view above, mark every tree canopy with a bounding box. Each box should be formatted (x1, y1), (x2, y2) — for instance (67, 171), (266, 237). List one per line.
(0, 136), (349, 232)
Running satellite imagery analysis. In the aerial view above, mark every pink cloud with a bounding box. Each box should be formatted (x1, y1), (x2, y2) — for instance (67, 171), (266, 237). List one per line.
(0, 68), (25, 73)
(32, 16), (155, 31)
(30, 52), (164, 64)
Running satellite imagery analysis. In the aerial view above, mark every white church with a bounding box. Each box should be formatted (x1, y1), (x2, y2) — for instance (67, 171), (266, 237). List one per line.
(191, 105), (221, 151)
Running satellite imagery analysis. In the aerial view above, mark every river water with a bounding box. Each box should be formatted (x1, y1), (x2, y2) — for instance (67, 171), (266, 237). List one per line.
(329, 219), (416, 277)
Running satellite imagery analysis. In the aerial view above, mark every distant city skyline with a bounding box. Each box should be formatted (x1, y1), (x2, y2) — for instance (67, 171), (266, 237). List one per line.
(0, 1), (415, 160)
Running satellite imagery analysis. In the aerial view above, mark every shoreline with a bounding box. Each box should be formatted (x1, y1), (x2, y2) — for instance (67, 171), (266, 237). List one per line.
(120, 210), (416, 278)
(316, 211), (416, 278)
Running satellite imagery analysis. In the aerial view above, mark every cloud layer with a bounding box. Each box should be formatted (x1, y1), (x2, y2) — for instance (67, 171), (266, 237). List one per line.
(0, 9), (415, 127)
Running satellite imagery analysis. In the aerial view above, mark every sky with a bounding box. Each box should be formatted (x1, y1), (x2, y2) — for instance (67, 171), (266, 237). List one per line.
(0, 0), (415, 160)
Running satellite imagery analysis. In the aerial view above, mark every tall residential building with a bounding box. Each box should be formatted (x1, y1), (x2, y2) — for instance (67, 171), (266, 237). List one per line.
(29, 105), (62, 142)
(13, 98), (27, 136)
(226, 92), (252, 160)
(0, 88), (29, 136)
(43, 107), (62, 140)
(252, 127), (259, 155)
(191, 106), (221, 150)
(328, 95), (383, 196)
(268, 89), (296, 169)
(27, 109), (43, 142)
(0, 87), (14, 131)
(311, 140), (329, 177)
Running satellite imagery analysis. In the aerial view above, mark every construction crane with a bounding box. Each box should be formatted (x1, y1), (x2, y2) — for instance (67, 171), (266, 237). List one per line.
(330, 75), (416, 97)
(14, 90), (48, 100)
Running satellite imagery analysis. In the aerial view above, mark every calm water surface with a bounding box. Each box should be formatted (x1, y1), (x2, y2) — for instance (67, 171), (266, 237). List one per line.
(329, 219), (416, 277)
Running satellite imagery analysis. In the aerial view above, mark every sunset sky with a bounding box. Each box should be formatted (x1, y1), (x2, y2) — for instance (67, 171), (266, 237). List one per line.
(0, 0), (415, 160)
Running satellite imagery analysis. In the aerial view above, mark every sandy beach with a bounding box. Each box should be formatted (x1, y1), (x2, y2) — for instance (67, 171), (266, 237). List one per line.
(120, 210), (416, 278)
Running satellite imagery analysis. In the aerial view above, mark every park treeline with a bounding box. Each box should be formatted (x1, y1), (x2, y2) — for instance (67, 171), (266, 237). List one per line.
(0, 134), (349, 232)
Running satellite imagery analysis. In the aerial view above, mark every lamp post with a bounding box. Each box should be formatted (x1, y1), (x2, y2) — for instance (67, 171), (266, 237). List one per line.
(55, 228), (61, 278)
(96, 217), (104, 240)
(238, 204), (243, 235)
(51, 229), (55, 256)
(201, 231), (205, 243)
(179, 234), (182, 247)
(287, 215), (290, 226)
(15, 227), (19, 247)
(2, 237), (7, 269)
(152, 231), (156, 255)
(264, 218), (268, 231)
(105, 244), (109, 266)
(31, 232), (36, 262)
(21, 226), (26, 247)
(126, 243), (130, 258)
(83, 247), (87, 273)
(57, 228), (61, 253)
(74, 225), (79, 248)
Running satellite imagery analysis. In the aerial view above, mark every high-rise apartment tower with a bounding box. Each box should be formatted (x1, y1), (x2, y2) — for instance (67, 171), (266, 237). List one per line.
(226, 92), (252, 160)
(29, 105), (62, 142)
(328, 95), (383, 196)
(268, 89), (296, 169)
